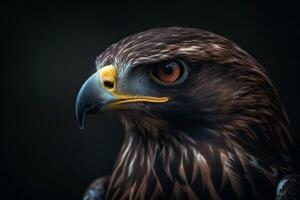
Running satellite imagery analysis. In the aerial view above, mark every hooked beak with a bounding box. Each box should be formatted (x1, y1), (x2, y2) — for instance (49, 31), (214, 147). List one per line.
(75, 65), (169, 129)
(75, 72), (115, 129)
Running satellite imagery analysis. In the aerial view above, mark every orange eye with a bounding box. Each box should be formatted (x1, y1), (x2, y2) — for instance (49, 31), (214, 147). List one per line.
(151, 61), (187, 85)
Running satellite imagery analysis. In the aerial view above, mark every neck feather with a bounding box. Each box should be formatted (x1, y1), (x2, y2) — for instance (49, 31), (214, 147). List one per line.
(106, 121), (280, 200)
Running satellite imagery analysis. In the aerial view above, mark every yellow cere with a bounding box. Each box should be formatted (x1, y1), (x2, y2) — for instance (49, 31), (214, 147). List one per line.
(98, 64), (169, 107)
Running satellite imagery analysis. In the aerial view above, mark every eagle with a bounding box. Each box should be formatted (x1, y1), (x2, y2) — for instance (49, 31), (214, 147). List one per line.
(76, 27), (298, 200)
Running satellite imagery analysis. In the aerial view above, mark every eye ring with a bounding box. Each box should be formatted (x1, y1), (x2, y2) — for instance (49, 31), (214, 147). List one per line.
(150, 59), (188, 86)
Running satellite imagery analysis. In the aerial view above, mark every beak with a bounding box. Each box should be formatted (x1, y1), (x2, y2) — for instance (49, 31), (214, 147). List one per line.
(75, 72), (115, 129)
(76, 65), (169, 130)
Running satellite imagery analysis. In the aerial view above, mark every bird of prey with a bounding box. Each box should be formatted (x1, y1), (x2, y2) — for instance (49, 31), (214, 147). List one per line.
(76, 27), (298, 200)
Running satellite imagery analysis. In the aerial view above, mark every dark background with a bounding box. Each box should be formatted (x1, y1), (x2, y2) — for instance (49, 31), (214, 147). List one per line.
(1, 1), (299, 199)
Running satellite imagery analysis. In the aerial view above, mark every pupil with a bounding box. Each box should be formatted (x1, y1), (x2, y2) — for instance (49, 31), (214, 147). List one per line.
(164, 65), (174, 75)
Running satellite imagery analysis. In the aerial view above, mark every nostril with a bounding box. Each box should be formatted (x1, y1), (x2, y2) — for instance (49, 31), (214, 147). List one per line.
(103, 80), (115, 89)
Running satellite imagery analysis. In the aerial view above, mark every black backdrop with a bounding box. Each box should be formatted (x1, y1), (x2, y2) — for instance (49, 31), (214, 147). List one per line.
(1, 1), (300, 199)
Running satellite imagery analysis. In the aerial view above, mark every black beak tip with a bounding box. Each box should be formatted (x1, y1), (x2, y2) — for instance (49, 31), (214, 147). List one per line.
(76, 105), (86, 130)
(79, 124), (84, 130)
(78, 118), (85, 130)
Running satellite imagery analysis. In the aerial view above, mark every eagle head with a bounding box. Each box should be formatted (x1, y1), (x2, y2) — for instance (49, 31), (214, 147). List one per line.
(76, 27), (292, 199)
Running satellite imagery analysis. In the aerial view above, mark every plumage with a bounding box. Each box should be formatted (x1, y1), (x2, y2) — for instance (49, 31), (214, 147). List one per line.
(76, 27), (295, 200)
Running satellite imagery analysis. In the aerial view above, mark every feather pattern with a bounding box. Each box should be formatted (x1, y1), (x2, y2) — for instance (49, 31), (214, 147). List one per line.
(91, 27), (293, 199)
